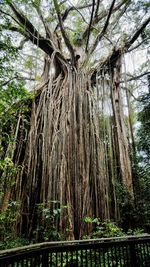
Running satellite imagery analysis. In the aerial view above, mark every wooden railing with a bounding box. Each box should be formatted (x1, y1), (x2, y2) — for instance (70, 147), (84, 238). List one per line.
(0, 235), (150, 266)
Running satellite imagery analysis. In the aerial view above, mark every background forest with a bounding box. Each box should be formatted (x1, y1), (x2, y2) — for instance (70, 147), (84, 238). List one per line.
(0, 0), (150, 249)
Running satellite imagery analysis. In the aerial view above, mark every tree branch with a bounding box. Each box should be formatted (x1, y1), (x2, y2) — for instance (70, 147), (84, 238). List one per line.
(53, 0), (75, 65)
(121, 86), (142, 102)
(121, 71), (150, 83)
(7, 2), (67, 68)
(89, 0), (116, 55)
(18, 37), (29, 50)
(85, 0), (95, 53)
(127, 37), (150, 53)
(82, 0), (129, 41)
(8, 2), (42, 41)
(94, 0), (101, 19)
(0, 8), (21, 25)
(0, 23), (29, 36)
(54, 3), (94, 32)
(93, 15), (150, 72)
(0, 24), (29, 50)
(110, 1), (131, 33)
(66, 1), (88, 25)
(125, 16), (150, 50)
(1, 75), (35, 87)
(32, 3), (53, 40)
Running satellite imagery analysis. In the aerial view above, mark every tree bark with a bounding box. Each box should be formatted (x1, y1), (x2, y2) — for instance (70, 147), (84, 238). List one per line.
(110, 55), (133, 195)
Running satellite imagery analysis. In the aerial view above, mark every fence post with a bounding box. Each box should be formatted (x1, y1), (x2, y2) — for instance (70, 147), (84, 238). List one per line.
(129, 242), (139, 267)
(42, 252), (49, 266)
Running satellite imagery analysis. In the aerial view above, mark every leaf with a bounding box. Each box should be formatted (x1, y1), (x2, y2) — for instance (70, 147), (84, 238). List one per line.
(83, 217), (93, 223)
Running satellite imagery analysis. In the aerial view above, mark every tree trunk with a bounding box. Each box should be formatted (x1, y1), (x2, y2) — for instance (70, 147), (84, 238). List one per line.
(110, 55), (133, 195)
(4, 69), (111, 239)
(1, 59), (134, 239)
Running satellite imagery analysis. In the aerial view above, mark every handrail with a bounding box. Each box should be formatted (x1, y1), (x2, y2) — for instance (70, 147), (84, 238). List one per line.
(0, 235), (149, 267)
(0, 234), (149, 256)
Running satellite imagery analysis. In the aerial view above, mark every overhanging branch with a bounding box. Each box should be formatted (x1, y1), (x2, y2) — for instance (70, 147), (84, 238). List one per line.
(7, 1), (67, 69)
(121, 71), (150, 83)
(1, 75), (35, 87)
(0, 23), (29, 37)
(89, 0), (116, 55)
(54, 3), (94, 32)
(85, 0), (95, 53)
(82, 0), (129, 41)
(0, 8), (21, 25)
(92, 15), (150, 73)
(127, 37), (150, 53)
(18, 37), (29, 50)
(94, 0), (101, 19)
(125, 16), (150, 50)
(121, 86), (141, 102)
(53, 0), (75, 64)
(32, 3), (53, 40)
(8, 2), (42, 41)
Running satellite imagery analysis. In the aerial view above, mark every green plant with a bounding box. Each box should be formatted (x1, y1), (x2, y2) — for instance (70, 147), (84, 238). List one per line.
(0, 201), (21, 247)
(82, 217), (124, 239)
(35, 200), (67, 242)
(115, 182), (135, 230)
(132, 92), (150, 231)
(127, 228), (146, 236)
(0, 236), (29, 250)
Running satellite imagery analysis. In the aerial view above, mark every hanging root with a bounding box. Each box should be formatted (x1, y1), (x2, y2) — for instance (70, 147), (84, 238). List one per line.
(7, 69), (109, 239)
(1, 65), (134, 239)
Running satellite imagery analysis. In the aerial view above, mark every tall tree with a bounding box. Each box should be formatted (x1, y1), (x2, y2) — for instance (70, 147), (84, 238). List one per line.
(0, 0), (150, 239)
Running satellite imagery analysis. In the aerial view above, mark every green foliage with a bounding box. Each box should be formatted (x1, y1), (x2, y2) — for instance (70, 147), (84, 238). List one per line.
(0, 12), (33, 250)
(0, 237), (29, 250)
(83, 217), (124, 239)
(0, 200), (67, 249)
(0, 201), (21, 249)
(137, 93), (150, 162)
(53, 0), (60, 13)
(0, 28), (18, 85)
(133, 92), (150, 230)
(0, 81), (31, 189)
(127, 228), (145, 236)
(0, 15), (30, 105)
(72, 32), (83, 46)
(35, 201), (67, 242)
(24, 56), (34, 69)
(32, 0), (41, 8)
(0, 31), (31, 172)
(0, 81), (30, 115)
(0, 157), (21, 192)
(70, 17), (86, 46)
(0, 29), (31, 249)
(115, 182), (135, 230)
(83, 216), (147, 240)
(0, 21), (30, 125)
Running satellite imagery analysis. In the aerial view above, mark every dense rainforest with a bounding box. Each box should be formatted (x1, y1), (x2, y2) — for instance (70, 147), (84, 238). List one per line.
(0, 0), (150, 249)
